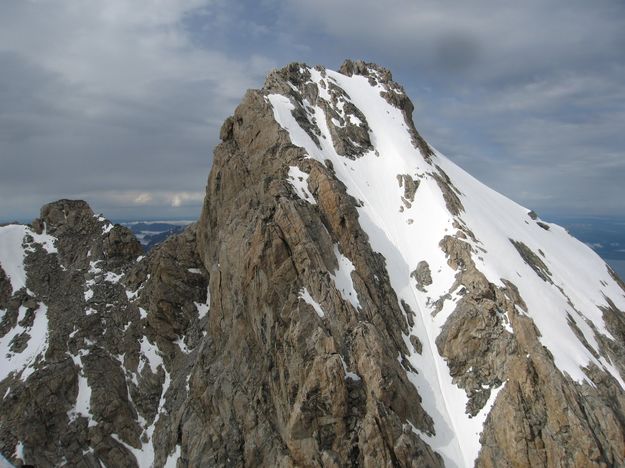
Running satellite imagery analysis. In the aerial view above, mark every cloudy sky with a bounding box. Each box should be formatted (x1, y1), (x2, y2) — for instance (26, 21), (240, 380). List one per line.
(1, 0), (624, 222)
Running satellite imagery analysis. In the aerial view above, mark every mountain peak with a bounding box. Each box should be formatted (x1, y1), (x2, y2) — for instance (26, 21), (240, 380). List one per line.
(338, 59), (393, 80)
(3, 63), (625, 468)
(34, 199), (93, 233)
(261, 60), (433, 162)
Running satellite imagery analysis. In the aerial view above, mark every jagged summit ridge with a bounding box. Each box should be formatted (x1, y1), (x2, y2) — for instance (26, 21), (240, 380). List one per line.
(2, 61), (625, 467)
(262, 60), (434, 161)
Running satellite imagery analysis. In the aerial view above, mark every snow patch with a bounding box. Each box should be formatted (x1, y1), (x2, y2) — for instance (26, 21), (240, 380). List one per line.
(104, 271), (123, 283)
(299, 287), (325, 318)
(122, 350), (171, 468)
(67, 353), (96, 428)
(0, 303), (49, 382)
(339, 355), (361, 381)
(14, 441), (24, 461)
(111, 337), (172, 467)
(194, 286), (210, 320)
(164, 445), (181, 468)
(330, 244), (360, 309)
(175, 337), (191, 354)
(89, 260), (102, 274)
(185, 373), (191, 393)
(126, 275), (149, 300)
(139, 336), (164, 375)
(287, 166), (317, 204)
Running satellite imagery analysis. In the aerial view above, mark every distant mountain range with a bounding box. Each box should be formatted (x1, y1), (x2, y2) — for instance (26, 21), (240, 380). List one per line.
(121, 221), (192, 251)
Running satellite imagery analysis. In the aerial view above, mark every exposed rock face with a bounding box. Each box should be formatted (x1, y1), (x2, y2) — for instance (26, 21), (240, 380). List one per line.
(411, 261), (432, 291)
(2, 61), (625, 468)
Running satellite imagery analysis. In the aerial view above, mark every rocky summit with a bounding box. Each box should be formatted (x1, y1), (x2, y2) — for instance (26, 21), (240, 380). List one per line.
(2, 61), (625, 468)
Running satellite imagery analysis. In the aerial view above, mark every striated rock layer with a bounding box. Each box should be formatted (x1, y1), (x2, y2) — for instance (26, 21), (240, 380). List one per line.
(2, 61), (625, 467)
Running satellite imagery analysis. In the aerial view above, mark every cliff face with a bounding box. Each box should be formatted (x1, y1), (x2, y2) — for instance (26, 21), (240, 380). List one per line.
(2, 61), (625, 468)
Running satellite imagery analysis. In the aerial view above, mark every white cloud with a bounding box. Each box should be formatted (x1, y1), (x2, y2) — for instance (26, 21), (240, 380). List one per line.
(133, 193), (154, 205)
(170, 192), (203, 207)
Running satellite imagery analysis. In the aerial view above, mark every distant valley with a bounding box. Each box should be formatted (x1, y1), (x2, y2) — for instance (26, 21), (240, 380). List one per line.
(120, 220), (192, 251)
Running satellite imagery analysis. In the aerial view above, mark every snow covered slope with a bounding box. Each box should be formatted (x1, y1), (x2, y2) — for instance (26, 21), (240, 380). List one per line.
(266, 62), (625, 467)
